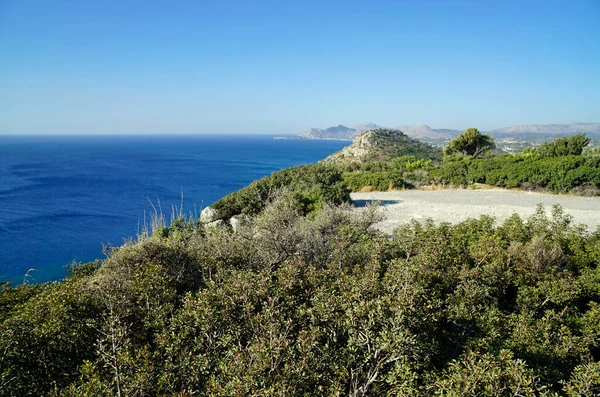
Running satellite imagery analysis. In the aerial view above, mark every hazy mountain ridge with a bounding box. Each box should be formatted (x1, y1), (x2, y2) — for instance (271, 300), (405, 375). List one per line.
(299, 123), (384, 140)
(490, 123), (600, 134)
(393, 125), (458, 139)
(300, 123), (455, 140)
(300, 122), (600, 141)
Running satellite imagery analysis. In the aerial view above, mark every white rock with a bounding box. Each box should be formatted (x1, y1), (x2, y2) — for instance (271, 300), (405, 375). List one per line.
(205, 219), (227, 229)
(200, 206), (222, 223)
(229, 214), (248, 232)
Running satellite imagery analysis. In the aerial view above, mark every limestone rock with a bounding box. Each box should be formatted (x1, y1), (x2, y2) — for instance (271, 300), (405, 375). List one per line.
(229, 214), (249, 233)
(320, 129), (442, 164)
(205, 219), (227, 229)
(200, 206), (222, 223)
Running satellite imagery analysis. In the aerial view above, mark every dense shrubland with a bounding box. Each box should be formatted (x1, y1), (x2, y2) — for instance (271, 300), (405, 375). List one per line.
(340, 132), (600, 195)
(212, 164), (351, 218)
(212, 133), (598, 224)
(430, 134), (600, 194)
(341, 155), (433, 191)
(1, 130), (599, 395)
(1, 197), (599, 395)
(358, 128), (444, 162)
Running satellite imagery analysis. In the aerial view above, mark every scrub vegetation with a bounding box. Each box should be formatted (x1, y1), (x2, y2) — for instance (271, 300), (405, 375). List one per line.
(1, 200), (599, 395)
(1, 130), (599, 395)
(337, 130), (600, 195)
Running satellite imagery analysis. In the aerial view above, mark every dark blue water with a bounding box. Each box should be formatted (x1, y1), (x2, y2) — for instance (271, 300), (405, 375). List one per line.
(0, 135), (347, 284)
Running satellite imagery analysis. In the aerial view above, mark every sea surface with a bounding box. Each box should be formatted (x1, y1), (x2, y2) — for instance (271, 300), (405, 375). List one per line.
(0, 134), (347, 284)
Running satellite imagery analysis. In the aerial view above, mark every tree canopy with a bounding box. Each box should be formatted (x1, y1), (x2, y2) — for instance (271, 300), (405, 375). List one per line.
(537, 133), (590, 157)
(444, 127), (496, 159)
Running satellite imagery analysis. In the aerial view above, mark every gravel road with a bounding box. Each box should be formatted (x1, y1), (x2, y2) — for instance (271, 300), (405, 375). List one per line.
(351, 189), (600, 234)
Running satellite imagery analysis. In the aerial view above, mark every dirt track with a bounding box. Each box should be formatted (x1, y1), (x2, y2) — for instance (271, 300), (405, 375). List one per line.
(351, 189), (600, 234)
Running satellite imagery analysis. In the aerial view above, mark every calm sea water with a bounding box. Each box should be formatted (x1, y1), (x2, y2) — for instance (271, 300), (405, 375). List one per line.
(0, 134), (347, 284)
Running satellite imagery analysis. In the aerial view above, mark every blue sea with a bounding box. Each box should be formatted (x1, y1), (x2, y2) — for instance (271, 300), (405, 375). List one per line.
(0, 135), (347, 284)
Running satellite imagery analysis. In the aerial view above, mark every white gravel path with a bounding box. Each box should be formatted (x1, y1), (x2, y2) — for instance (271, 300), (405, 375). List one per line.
(351, 189), (600, 234)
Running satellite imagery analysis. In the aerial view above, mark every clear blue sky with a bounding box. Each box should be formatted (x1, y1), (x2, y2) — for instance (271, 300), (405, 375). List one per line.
(1, 0), (599, 134)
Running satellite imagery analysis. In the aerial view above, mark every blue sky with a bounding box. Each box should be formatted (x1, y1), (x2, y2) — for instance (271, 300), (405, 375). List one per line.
(1, 0), (599, 134)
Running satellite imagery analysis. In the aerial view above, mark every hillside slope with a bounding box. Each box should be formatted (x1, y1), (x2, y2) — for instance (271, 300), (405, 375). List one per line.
(321, 129), (442, 164)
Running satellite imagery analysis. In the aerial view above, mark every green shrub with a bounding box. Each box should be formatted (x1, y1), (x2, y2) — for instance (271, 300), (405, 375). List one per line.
(429, 145), (599, 194)
(537, 134), (590, 158)
(212, 164), (351, 217)
(343, 170), (407, 191)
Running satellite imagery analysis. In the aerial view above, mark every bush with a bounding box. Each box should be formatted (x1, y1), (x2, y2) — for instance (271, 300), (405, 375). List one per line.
(343, 170), (407, 191)
(430, 148), (599, 194)
(212, 164), (351, 218)
(537, 134), (590, 158)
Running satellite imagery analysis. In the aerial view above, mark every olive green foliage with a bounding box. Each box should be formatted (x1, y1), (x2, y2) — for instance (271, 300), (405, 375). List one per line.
(432, 134), (600, 194)
(582, 145), (600, 166)
(342, 155), (434, 191)
(444, 128), (496, 159)
(1, 202), (599, 396)
(537, 134), (591, 158)
(336, 132), (597, 194)
(343, 170), (406, 191)
(212, 164), (351, 218)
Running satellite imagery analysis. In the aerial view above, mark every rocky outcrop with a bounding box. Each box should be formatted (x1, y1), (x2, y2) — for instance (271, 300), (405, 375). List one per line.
(229, 214), (249, 233)
(200, 206), (223, 223)
(321, 131), (374, 163)
(204, 219), (227, 229)
(321, 129), (442, 164)
(200, 207), (250, 231)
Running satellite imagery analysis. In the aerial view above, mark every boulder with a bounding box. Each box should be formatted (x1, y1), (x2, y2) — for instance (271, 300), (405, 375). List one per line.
(205, 219), (227, 229)
(200, 206), (222, 223)
(229, 214), (249, 233)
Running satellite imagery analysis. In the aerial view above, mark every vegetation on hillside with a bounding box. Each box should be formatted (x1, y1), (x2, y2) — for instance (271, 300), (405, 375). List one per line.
(341, 155), (433, 191)
(1, 128), (599, 395)
(212, 164), (351, 218)
(431, 133), (600, 194)
(339, 130), (600, 195)
(1, 198), (600, 395)
(443, 127), (496, 158)
(361, 129), (443, 162)
(322, 129), (443, 164)
(214, 131), (598, 224)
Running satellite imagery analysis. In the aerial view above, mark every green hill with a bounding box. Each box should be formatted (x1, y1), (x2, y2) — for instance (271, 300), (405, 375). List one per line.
(321, 128), (442, 164)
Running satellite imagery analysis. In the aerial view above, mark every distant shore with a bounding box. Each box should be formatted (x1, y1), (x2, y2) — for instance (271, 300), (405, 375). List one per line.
(273, 135), (352, 141)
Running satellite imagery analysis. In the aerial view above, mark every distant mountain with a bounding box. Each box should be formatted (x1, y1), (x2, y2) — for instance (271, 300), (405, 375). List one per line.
(394, 125), (459, 140)
(300, 123), (454, 140)
(298, 122), (600, 142)
(490, 123), (600, 134)
(352, 122), (384, 132)
(321, 129), (442, 164)
(299, 123), (383, 140)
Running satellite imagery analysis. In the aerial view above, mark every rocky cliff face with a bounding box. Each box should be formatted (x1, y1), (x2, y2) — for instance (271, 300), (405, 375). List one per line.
(321, 131), (375, 163)
(321, 129), (442, 164)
